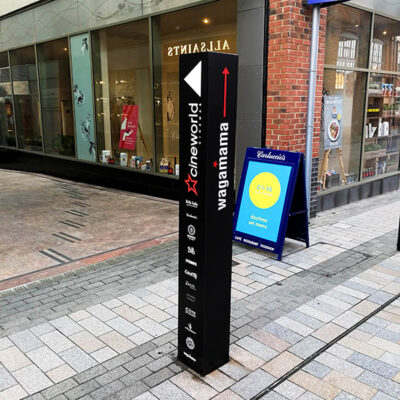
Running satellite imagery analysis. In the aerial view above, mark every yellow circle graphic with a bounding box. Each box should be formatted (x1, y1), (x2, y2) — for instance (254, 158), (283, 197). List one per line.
(249, 172), (281, 209)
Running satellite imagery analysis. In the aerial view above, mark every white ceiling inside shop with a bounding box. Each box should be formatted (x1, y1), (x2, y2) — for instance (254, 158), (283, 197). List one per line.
(349, 0), (400, 19)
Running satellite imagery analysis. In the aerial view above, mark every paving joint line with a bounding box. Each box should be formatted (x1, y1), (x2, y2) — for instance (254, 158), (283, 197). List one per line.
(250, 288), (400, 400)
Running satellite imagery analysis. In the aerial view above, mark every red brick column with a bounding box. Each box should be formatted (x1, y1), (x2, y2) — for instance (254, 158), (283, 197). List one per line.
(266, 0), (327, 158)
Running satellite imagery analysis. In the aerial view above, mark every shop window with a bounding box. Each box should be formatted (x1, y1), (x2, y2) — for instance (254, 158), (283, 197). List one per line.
(92, 20), (153, 170)
(325, 5), (371, 69)
(0, 52), (16, 148)
(319, 70), (367, 190)
(363, 73), (400, 178)
(37, 38), (75, 157)
(10, 46), (42, 152)
(152, 0), (236, 174)
(372, 15), (400, 72)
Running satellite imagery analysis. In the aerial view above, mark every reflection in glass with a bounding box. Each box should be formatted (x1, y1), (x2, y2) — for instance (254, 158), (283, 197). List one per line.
(319, 70), (367, 190)
(37, 38), (75, 157)
(363, 74), (400, 177)
(0, 51), (16, 147)
(371, 40), (383, 70)
(10, 46), (42, 152)
(152, 0), (237, 173)
(325, 5), (371, 69)
(92, 20), (153, 169)
(372, 15), (400, 72)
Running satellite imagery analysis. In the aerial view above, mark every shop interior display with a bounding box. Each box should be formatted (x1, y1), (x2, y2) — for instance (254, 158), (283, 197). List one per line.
(364, 74), (400, 178)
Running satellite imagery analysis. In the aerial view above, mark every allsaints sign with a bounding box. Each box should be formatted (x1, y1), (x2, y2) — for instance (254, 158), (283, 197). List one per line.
(178, 52), (238, 375)
(168, 40), (231, 56)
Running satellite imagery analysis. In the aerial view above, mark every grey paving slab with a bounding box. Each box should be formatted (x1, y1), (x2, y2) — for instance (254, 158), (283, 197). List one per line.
(219, 361), (249, 381)
(50, 316), (83, 336)
(150, 380), (193, 400)
(30, 322), (55, 337)
(302, 361), (332, 378)
(0, 337), (12, 350)
(297, 393), (323, 400)
(288, 336), (325, 359)
(232, 369), (275, 399)
(367, 291), (394, 305)
(263, 322), (303, 345)
(77, 316), (113, 337)
(236, 337), (278, 361)
(333, 393), (360, 400)
(287, 310), (325, 330)
(39, 331), (74, 354)
(9, 329), (43, 352)
(358, 370), (400, 398)
(0, 364), (17, 391)
(379, 352), (400, 369)
(274, 381), (305, 399)
(371, 392), (398, 400)
(107, 317), (140, 336)
(261, 391), (290, 400)
(59, 346), (97, 373)
(26, 346), (64, 372)
(13, 364), (53, 394)
(347, 352), (399, 379)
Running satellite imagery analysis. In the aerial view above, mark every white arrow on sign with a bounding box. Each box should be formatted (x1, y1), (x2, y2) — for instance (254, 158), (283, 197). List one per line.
(184, 61), (202, 97)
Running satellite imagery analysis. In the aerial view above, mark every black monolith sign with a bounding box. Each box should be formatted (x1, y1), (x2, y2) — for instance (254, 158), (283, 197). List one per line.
(178, 52), (238, 375)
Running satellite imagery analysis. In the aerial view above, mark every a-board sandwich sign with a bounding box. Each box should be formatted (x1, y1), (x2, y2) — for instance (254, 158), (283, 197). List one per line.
(178, 52), (238, 375)
(233, 148), (309, 261)
(304, 0), (350, 6)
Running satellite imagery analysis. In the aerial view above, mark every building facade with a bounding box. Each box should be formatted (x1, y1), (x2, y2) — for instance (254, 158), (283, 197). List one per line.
(0, 0), (399, 215)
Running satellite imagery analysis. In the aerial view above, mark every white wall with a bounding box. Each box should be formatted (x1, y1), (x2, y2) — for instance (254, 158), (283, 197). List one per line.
(0, 0), (41, 17)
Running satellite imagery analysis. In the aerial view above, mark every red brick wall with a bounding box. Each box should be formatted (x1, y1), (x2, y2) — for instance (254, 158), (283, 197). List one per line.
(266, 0), (327, 158)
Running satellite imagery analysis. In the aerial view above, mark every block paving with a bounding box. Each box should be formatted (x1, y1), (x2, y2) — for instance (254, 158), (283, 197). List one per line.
(0, 188), (399, 399)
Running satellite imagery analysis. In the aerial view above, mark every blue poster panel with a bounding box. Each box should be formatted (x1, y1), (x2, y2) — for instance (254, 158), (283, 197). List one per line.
(305, 0), (350, 5)
(233, 148), (309, 260)
(70, 33), (96, 162)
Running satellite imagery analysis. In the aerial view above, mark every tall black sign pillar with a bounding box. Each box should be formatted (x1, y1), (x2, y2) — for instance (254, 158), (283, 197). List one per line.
(178, 52), (238, 375)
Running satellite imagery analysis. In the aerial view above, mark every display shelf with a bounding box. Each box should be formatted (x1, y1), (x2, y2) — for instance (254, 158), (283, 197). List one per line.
(368, 94), (400, 99)
(366, 116), (400, 119)
(363, 149), (387, 159)
(365, 134), (400, 140)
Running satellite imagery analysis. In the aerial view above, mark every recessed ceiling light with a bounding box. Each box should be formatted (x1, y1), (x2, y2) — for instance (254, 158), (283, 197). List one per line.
(202, 18), (210, 24)
(383, 30), (388, 35)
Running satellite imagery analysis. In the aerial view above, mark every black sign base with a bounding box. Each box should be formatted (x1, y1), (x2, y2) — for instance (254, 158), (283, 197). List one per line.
(178, 52), (238, 375)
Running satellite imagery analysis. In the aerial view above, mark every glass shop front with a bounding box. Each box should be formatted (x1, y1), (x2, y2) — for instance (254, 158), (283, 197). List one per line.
(319, 2), (400, 191)
(0, 0), (236, 177)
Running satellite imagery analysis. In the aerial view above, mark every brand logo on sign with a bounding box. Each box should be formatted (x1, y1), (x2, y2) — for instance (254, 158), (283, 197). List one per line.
(217, 123), (229, 211)
(184, 270), (197, 279)
(257, 151), (286, 161)
(168, 40), (231, 57)
(186, 337), (195, 350)
(183, 352), (196, 362)
(185, 322), (196, 334)
(185, 307), (196, 318)
(185, 281), (196, 291)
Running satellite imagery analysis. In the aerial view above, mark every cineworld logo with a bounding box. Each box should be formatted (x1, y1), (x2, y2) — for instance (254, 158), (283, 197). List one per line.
(184, 61), (203, 196)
